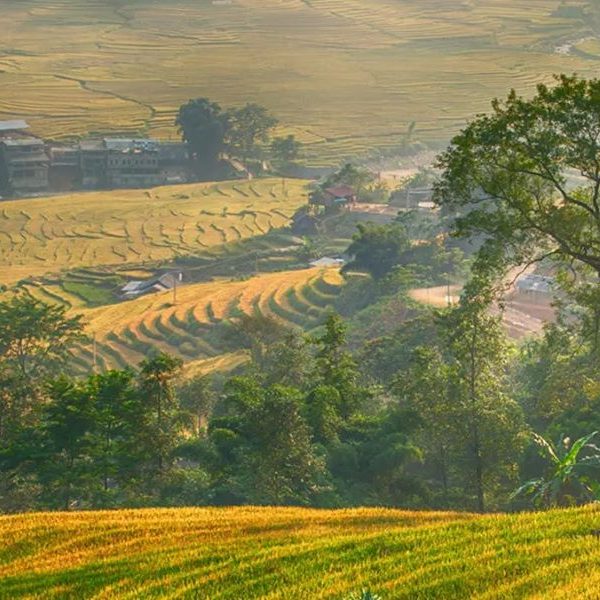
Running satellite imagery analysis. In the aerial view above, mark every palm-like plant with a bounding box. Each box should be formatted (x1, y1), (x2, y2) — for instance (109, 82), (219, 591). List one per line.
(513, 431), (600, 507)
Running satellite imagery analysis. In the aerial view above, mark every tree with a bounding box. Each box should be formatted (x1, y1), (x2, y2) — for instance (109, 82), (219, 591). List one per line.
(271, 135), (301, 167)
(177, 374), (215, 437)
(176, 98), (229, 175)
(0, 294), (84, 441)
(226, 103), (278, 163)
(344, 222), (411, 279)
(88, 369), (143, 502)
(513, 431), (600, 507)
(395, 286), (526, 511)
(139, 352), (183, 473)
(434, 75), (600, 280)
(211, 377), (326, 505)
(36, 377), (96, 509)
(312, 314), (366, 419)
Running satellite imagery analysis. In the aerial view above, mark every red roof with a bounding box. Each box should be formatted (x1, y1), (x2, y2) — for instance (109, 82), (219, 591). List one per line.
(325, 184), (356, 198)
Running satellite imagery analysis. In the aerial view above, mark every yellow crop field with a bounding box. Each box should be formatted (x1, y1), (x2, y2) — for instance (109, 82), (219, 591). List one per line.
(1, 1), (597, 165)
(0, 178), (309, 285)
(72, 267), (344, 372)
(1, 505), (599, 598)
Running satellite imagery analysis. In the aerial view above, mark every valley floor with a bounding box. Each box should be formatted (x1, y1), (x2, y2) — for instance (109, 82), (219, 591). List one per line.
(1, 505), (599, 598)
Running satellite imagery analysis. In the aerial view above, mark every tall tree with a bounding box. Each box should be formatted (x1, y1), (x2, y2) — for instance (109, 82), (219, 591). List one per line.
(211, 377), (326, 505)
(88, 369), (143, 501)
(271, 135), (301, 167)
(434, 75), (600, 280)
(0, 295), (83, 442)
(36, 377), (96, 510)
(139, 352), (183, 473)
(344, 222), (411, 280)
(176, 98), (229, 175)
(312, 314), (366, 419)
(226, 103), (278, 163)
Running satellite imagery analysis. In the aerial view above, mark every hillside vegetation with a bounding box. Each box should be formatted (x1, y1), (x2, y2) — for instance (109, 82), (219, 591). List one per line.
(0, 178), (308, 285)
(0, 506), (599, 599)
(1, 0), (598, 165)
(73, 267), (345, 372)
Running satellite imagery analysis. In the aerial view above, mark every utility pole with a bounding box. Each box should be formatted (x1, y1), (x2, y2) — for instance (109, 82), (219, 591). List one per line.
(92, 332), (97, 373)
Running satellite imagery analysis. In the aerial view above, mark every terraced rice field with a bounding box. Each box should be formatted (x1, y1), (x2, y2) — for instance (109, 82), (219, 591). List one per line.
(1, 505), (599, 598)
(72, 267), (344, 372)
(0, 178), (308, 285)
(1, 1), (597, 165)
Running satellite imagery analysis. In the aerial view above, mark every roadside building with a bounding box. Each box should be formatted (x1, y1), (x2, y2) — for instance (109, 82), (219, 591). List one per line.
(80, 138), (178, 189)
(105, 138), (162, 188)
(80, 139), (108, 188)
(0, 137), (49, 194)
(48, 146), (80, 191)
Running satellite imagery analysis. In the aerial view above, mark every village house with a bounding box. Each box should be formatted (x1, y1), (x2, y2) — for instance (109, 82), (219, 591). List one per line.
(0, 120), (49, 195)
(515, 274), (555, 302)
(80, 138), (163, 189)
(120, 273), (180, 300)
(322, 184), (357, 207)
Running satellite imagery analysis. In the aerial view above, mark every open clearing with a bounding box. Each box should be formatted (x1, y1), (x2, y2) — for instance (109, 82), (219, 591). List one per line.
(1, 1), (598, 166)
(0, 178), (308, 285)
(0, 505), (599, 598)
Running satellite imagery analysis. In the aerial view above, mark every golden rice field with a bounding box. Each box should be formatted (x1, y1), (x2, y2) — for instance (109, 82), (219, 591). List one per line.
(1, 505), (599, 599)
(1, 0), (598, 165)
(0, 178), (308, 285)
(68, 267), (344, 372)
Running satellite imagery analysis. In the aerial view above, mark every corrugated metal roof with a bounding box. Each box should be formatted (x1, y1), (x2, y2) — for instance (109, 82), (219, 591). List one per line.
(0, 120), (29, 132)
(1, 137), (44, 146)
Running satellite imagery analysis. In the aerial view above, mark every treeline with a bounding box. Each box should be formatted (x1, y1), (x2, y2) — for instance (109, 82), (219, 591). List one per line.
(1, 283), (599, 513)
(175, 98), (301, 178)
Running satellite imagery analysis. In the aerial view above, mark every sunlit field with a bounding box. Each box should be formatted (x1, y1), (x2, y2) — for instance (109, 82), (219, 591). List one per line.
(72, 267), (345, 372)
(0, 178), (308, 285)
(1, 505), (599, 598)
(1, 0), (597, 165)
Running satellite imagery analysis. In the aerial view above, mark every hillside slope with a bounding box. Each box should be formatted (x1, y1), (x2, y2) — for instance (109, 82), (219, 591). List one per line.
(1, 506), (599, 599)
(0, 178), (308, 285)
(1, 1), (597, 165)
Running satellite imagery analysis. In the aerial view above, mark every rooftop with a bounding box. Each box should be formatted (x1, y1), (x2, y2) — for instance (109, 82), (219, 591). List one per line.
(1, 136), (44, 147)
(516, 274), (554, 294)
(105, 138), (159, 153)
(0, 120), (29, 132)
(325, 185), (356, 198)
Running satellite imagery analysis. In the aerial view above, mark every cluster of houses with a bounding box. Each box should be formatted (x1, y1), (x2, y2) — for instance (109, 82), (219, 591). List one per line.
(0, 120), (191, 196)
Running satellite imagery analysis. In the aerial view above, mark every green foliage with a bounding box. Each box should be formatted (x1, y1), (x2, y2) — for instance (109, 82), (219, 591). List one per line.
(226, 103), (278, 162)
(345, 222), (411, 280)
(435, 74), (600, 280)
(347, 591), (382, 600)
(176, 98), (228, 173)
(271, 134), (301, 166)
(513, 431), (600, 507)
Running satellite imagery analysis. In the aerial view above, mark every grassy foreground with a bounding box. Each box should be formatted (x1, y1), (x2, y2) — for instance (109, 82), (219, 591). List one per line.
(1, 506), (599, 599)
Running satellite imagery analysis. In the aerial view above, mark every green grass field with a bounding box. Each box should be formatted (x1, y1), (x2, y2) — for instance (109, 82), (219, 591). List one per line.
(0, 178), (308, 285)
(0, 505), (599, 598)
(1, 0), (597, 166)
